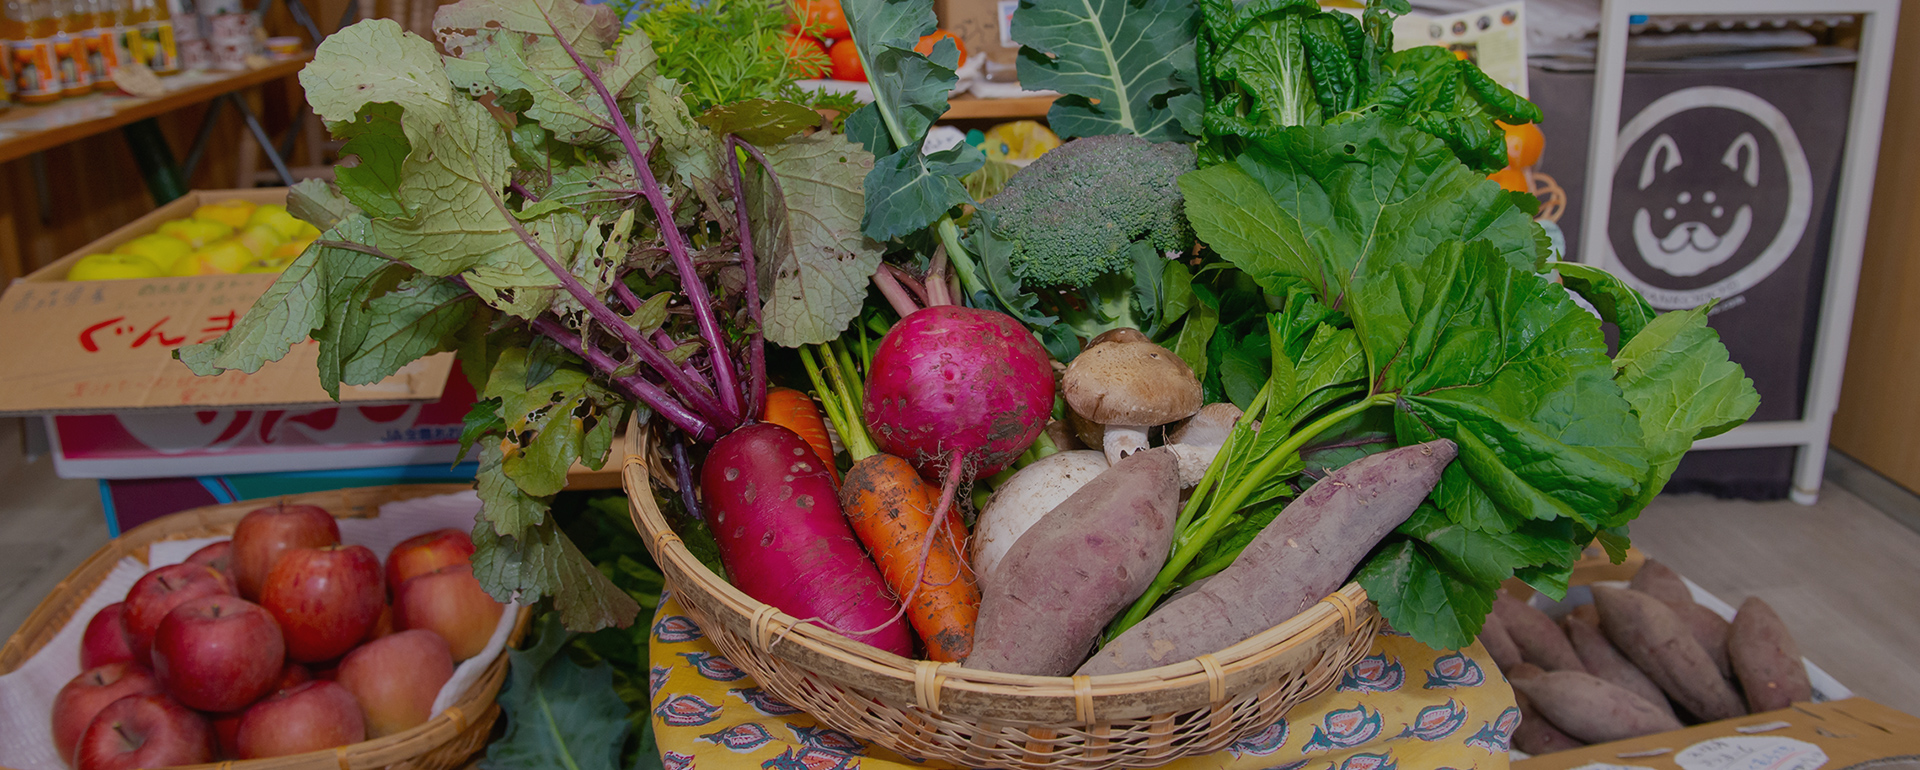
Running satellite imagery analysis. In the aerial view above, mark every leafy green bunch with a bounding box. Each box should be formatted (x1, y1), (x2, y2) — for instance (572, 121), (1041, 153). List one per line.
(628, 0), (857, 120)
(178, 0), (888, 631)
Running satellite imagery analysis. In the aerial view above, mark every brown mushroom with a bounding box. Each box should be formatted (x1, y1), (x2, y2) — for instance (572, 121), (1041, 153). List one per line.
(1062, 333), (1203, 465)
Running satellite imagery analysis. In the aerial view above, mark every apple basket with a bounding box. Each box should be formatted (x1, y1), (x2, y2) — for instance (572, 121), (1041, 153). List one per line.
(0, 485), (533, 770)
(622, 419), (1384, 770)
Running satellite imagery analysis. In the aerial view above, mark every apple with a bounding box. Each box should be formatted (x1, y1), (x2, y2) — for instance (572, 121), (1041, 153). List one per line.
(75, 693), (214, 770)
(193, 199), (257, 229)
(235, 681), (366, 759)
(364, 604), (394, 642)
(395, 565), (504, 661)
(67, 253), (164, 281)
(170, 239), (254, 275)
(335, 629), (454, 737)
(50, 663), (162, 764)
(209, 710), (245, 759)
(152, 594), (285, 712)
(122, 563), (233, 666)
(186, 540), (233, 580)
(156, 217), (234, 248)
(112, 233), (192, 267)
(386, 529), (475, 592)
(80, 603), (135, 670)
(232, 502), (340, 600)
(260, 545), (385, 662)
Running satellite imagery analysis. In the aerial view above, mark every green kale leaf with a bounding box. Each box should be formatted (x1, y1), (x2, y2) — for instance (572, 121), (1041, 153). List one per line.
(1012, 0), (1201, 141)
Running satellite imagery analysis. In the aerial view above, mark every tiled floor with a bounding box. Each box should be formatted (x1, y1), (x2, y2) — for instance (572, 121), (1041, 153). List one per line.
(2, 420), (1916, 716)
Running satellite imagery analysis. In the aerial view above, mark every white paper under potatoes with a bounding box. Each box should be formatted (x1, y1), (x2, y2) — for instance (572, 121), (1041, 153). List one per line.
(0, 491), (519, 770)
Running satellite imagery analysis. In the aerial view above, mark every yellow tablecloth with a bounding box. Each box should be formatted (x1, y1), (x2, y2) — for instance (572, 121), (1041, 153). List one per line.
(647, 591), (1517, 770)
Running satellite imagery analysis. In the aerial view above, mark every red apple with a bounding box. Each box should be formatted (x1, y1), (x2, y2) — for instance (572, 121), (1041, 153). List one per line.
(364, 604), (395, 642)
(395, 565), (505, 660)
(336, 629), (454, 737)
(186, 540), (234, 580)
(80, 603), (134, 670)
(275, 662), (314, 691)
(151, 594), (285, 712)
(122, 563), (233, 666)
(231, 503), (340, 600)
(235, 681), (366, 759)
(74, 694), (213, 770)
(210, 710), (245, 759)
(260, 545), (384, 662)
(385, 529), (474, 591)
(50, 663), (162, 764)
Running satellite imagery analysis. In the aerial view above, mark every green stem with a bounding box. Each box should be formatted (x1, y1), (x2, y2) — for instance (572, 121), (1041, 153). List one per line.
(936, 218), (986, 300)
(1107, 393), (1395, 638)
(802, 346), (878, 461)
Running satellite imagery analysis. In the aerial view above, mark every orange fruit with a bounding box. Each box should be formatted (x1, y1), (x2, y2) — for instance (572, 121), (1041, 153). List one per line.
(1488, 165), (1529, 194)
(829, 39), (866, 82)
(789, 0), (849, 40)
(781, 32), (830, 79)
(1500, 120), (1545, 170)
(914, 29), (967, 68)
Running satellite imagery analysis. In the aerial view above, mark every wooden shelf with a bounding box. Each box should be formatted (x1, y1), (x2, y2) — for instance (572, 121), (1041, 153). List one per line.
(942, 94), (1055, 121)
(0, 55), (312, 165)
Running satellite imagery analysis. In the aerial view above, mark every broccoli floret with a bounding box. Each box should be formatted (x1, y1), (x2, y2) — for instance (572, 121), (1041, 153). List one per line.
(975, 134), (1196, 289)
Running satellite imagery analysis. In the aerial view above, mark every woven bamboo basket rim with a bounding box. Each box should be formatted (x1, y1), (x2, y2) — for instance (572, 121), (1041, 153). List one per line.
(621, 417), (1379, 724)
(0, 484), (534, 770)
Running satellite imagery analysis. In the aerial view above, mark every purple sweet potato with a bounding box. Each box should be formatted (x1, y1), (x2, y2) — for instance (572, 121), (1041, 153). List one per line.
(1634, 561), (1733, 678)
(1593, 586), (1745, 721)
(1510, 670), (1684, 743)
(1729, 597), (1812, 712)
(1514, 689), (1586, 754)
(1076, 440), (1457, 676)
(1630, 560), (1694, 607)
(967, 448), (1181, 675)
(1568, 604), (1600, 627)
(1508, 662), (1547, 681)
(1565, 615), (1675, 720)
(1492, 595), (1585, 673)
(1480, 612), (1523, 672)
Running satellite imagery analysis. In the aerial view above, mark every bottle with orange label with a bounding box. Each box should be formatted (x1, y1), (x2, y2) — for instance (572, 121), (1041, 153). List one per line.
(85, 0), (120, 89)
(1, 0), (15, 111)
(48, 0), (92, 96)
(5, 0), (60, 103)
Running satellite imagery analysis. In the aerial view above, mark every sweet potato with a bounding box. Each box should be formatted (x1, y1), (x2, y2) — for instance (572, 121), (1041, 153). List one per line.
(1076, 441), (1456, 676)
(1593, 586), (1744, 721)
(1565, 615), (1674, 720)
(1514, 689), (1586, 754)
(1492, 595), (1585, 673)
(966, 448), (1181, 675)
(1508, 662), (1547, 681)
(1511, 670), (1684, 743)
(1480, 612), (1523, 672)
(1629, 560), (1694, 607)
(1568, 603), (1600, 627)
(1634, 561), (1732, 678)
(1729, 597), (1811, 712)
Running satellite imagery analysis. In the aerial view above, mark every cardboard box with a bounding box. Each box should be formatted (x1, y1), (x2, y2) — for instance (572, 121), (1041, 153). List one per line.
(937, 0), (1022, 82)
(0, 188), (453, 417)
(1513, 698), (1920, 770)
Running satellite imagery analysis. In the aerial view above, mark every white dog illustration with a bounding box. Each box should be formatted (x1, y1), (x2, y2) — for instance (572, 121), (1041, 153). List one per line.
(1631, 131), (1761, 277)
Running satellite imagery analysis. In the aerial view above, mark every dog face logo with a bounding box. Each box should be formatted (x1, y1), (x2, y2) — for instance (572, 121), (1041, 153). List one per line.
(1605, 87), (1812, 309)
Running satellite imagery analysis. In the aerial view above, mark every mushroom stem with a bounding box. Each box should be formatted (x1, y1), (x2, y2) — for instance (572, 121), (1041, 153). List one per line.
(1102, 425), (1150, 466)
(1166, 403), (1245, 487)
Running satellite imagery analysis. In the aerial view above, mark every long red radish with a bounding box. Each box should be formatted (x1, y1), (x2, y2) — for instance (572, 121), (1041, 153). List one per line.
(763, 387), (840, 484)
(700, 423), (912, 656)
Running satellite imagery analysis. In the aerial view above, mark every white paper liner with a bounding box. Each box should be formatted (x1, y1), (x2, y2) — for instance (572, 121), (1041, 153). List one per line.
(0, 491), (517, 770)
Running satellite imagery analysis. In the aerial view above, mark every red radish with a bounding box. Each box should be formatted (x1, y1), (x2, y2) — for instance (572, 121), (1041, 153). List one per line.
(863, 305), (1054, 482)
(700, 423), (911, 656)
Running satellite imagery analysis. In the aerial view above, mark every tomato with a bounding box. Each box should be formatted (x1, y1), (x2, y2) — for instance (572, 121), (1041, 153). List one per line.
(789, 0), (850, 41)
(781, 32), (830, 79)
(1500, 120), (1545, 170)
(829, 39), (866, 82)
(1487, 165), (1528, 194)
(914, 29), (968, 68)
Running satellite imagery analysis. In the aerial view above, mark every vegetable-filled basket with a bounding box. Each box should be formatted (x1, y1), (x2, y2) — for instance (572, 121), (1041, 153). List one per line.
(0, 486), (533, 770)
(623, 424), (1381, 769)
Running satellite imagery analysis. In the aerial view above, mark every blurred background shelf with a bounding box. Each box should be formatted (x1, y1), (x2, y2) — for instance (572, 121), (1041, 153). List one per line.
(942, 94), (1054, 121)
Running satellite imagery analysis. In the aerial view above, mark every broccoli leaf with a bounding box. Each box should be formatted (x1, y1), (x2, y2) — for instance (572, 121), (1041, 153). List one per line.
(744, 133), (886, 347)
(862, 140), (983, 241)
(1180, 116), (1545, 306)
(840, 0), (976, 243)
(482, 613), (632, 770)
(1613, 305), (1759, 516)
(1555, 261), (1657, 344)
(1012, 0), (1200, 141)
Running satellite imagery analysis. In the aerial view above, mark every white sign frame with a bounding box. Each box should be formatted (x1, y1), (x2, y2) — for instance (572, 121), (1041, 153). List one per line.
(1576, 0), (1900, 504)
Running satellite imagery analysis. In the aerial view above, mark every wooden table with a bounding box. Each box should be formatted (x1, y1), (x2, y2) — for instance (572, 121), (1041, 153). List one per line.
(942, 93), (1056, 121)
(0, 55), (312, 165)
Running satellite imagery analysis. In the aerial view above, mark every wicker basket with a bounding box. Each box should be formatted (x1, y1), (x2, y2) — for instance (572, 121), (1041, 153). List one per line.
(0, 485), (533, 770)
(621, 423), (1384, 770)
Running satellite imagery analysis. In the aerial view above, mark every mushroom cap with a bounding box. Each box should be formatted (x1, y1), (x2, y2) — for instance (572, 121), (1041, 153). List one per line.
(1062, 336), (1203, 426)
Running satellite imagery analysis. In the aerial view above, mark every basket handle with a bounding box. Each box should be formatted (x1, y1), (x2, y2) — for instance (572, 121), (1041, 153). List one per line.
(914, 660), (953, 714)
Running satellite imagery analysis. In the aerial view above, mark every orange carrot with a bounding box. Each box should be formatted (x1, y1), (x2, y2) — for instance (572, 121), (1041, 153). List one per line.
(764, 386), (840, 484)
(840, 454), (978, 661)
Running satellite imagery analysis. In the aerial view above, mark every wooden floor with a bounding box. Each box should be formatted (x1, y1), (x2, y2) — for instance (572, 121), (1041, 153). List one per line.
(2, 430), (1916, 716)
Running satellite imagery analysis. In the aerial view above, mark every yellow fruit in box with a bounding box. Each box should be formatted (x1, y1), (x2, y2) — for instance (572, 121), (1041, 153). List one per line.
(170, 240), (255, 276)
(157, 218), (235, 249)
(289, 221), (322, 241)
(68, 253), (166, 281)
(194, 199), (258, 229)
(236, 224), (288, 258)
(112, 234), (193, 268)
(239, 256), (294, 274)
(246, 204), (314, 241)
(271, 238), (315, 261)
